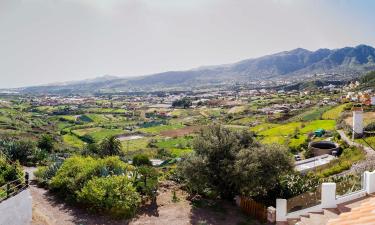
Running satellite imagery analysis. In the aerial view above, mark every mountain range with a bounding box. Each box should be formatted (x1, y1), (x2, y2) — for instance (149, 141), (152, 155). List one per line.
(16, 44), (375, 94)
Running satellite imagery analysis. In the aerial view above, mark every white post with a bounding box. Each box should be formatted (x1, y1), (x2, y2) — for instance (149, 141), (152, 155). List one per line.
(234, 195), (241, 206)
(276, 199), (287, 222)
(371, 96), (375, 106)
(352, 109), (363, 139)
(364, 171), (375, 194)
(321, 183), (336, 208)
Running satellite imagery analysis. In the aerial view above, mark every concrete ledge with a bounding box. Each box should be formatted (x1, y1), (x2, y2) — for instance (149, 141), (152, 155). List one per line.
(0, 189), (32, 225)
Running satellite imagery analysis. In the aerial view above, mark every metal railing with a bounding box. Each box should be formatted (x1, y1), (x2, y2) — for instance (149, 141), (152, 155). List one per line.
(0, 173), (29, 203)
(351, 128), (375, 152)
(0, 150), (30, 203)
(286, 185), (322, 213)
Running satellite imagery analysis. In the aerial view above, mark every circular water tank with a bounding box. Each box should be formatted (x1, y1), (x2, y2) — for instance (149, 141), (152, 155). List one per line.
(308, 141), (339, 156)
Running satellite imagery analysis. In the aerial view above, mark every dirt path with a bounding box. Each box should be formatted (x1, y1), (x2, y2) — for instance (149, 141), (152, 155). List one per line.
(26, 169), (253, 225)
(337, 130), (375, 156)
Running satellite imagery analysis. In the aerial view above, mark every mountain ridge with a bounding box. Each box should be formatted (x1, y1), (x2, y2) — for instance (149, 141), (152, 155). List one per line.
(15, 44), (375, 94)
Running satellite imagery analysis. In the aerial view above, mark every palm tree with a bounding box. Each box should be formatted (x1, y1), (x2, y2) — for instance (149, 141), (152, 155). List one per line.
(99, 136), (122, 157)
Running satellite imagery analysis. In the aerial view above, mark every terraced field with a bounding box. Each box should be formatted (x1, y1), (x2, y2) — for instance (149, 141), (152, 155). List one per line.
(290, 106), (332, 121)
(322, 104), (349, 120)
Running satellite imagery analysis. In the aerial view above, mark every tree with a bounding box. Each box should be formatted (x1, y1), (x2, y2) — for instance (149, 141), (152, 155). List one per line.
(172, 98), (192, 109)
(38, 134), (55, 153)
(99, 136), (122, 157)
(179, 125), (293, 199)
(234, 144), (293, 197)
(134, 166), (159, 196)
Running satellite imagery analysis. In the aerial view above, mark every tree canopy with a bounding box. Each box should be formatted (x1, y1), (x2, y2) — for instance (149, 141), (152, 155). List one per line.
(172, 98), (192, 108)
(179, 125), (293, 199)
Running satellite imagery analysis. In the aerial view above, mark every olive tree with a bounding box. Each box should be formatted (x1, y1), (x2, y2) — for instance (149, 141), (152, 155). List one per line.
(179, 125), (293, 199)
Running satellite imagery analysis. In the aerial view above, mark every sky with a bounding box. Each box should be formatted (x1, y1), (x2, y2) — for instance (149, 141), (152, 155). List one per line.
(1, 0), (375, 88)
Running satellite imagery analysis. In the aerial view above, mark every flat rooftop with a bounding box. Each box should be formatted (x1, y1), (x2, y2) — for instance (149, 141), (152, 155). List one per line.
(295, 154), (336, 173)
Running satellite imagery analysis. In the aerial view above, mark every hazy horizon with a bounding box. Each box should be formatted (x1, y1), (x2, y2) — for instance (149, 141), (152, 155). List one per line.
(1, 0), (375, 88)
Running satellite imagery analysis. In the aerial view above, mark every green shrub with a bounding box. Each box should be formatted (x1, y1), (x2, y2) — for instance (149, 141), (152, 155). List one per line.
(77, 175), (141, 218)
(316, 147), (365, 177)
(134, 166), (159, 196)
(50, 156), (134, 197)
(0, 139), (48, 165)
(364, 122), (375, 132)
(37, 134), (55, 153)
(132, 154), (152, 166)
(34, 161), (62, 186)
(0, 157), (24, 186)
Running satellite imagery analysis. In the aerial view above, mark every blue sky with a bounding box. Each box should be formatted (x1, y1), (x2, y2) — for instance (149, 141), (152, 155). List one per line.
(0, 0), (375, 88)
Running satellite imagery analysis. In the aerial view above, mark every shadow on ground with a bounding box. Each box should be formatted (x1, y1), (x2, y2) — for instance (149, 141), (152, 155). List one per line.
(31, 181), (130, 225)
(188, 199), (260, 225)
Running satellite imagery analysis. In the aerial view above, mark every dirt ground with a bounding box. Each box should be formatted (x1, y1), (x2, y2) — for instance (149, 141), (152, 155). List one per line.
(160, 126), (201, 137)
(31, 179), (256, 225)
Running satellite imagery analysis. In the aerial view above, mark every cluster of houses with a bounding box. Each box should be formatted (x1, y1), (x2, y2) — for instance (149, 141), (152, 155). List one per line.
(342, 90), (375, 105)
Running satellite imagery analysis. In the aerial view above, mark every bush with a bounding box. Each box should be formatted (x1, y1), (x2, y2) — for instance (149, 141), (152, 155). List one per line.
(134, 166), (159, 196)
(0, 139), (48, 165)
(34, 161), (63, 186)
(316, 147), (365, 177)
(50, 156), (134, 197)
(278, 173), (320, 199)
(77, 176), (141, 218)
(37, 134), (55, 153)
(364, 122), (375, 132)
(0, 157), (24, 186)
(132, 154), (152, 166)
(156, 148), (173, 159)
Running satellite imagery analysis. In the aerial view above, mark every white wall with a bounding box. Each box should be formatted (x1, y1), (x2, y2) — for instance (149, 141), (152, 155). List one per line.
(353, 110), (363, 135)
(0, 189), (32, 225)
(276, 170), (375, 222)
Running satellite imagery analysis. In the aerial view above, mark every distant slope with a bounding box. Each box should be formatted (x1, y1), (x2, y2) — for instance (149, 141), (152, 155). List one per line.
(17, 45), (375, 94)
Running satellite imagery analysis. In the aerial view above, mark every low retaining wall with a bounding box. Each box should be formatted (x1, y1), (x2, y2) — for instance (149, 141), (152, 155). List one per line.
(0, 189), (32, 225)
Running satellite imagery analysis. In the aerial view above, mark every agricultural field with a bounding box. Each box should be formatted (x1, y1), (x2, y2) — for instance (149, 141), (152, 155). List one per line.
(71, 127), (125, 142)
(255, 120), (336, 149)
(289, 106), (332, 122)
(62, 134), (85, 148)
(155, 136), (193, 157)
(322, 104), (348, 120)
(137, 124), (185, 134)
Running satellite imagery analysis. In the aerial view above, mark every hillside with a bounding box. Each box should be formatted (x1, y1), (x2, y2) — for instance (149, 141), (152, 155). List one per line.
(16, 45), (375, 94)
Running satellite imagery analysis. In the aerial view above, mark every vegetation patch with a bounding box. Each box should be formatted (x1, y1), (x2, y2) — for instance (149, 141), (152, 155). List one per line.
(138, 124), (184, 134)
(322, 104), (348, 120)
